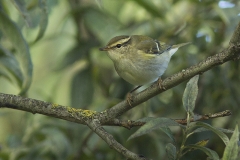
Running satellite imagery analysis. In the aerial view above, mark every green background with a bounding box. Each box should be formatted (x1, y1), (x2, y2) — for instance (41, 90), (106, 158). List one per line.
(0, 0), (239, 159)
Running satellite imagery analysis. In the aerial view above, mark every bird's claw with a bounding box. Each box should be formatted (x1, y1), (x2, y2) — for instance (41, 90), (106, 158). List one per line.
(126, 85), (142, 107)
(157, 78), (166, 90)
(126, 92), (134, 107)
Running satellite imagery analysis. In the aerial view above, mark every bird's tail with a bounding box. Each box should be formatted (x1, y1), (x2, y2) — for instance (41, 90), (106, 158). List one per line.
(168, 42), (191, 56)
(172, 42), (191, 49)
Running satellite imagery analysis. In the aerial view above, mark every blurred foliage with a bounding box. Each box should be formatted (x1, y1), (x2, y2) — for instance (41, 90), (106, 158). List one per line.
(0, 0), (240, 159)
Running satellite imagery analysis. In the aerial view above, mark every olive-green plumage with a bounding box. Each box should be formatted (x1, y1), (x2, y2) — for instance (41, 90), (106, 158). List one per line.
(100, 35), (190, 85)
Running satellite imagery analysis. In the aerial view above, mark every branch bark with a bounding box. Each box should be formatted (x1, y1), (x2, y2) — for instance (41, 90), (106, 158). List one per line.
(104, 110), (232, 128)
(0, 93), (90, 124)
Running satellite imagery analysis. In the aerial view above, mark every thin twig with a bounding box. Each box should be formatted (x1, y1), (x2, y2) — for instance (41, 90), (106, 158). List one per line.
(104, 110), (232, 128)
(174, 110), (232, 125)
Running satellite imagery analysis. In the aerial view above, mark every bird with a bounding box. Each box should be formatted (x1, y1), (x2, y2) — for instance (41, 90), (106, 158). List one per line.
(99, 35), (190, 105)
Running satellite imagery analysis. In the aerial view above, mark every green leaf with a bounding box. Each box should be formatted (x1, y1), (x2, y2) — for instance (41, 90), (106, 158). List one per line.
(182, 75), (199, 113)
(20, 127), (71, 160)
(71, 66), (94, 108)
(213, 4), (230, 24)
(185, 144), (219, 160)
(84, 8), (121, 41)
(0, 10), (32, 94)
(189, 122), (229, 145)
(135, 117), (176, 142)
(128, 117), (180, 141)
(0, 45), (23, 87)
(189, 127), (234, 135)
(33, 0), (48, 42)
(135, 117), (156, 123)
(183, 139), (209, 156)
(10, 0), (32, 27)
(159, 127), (176, 143)
(135, 0), (164, 18)
(222, 125), (239, 160)
(166, 143), (177, 160)
(57, 39), (99, 70)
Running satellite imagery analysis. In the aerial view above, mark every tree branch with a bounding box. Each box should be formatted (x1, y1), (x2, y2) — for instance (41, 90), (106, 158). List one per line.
(104, 110), (232, 128)
(0, 93), (93, 124)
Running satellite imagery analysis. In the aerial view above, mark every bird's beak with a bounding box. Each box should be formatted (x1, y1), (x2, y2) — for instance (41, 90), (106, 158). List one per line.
(99, 46), (109, 51)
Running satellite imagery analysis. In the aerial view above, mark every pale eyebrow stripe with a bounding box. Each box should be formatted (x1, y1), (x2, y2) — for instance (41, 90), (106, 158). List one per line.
(110, 37), (131, 48)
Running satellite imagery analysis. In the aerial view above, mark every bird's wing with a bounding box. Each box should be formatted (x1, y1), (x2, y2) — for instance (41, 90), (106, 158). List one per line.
(136, 39), (172, 55)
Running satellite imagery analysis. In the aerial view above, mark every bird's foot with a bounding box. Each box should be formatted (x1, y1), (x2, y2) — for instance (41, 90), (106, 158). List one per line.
(126, 92), (134, 107)
(157, 78), (166, 90)
(126, 85), (142, 107)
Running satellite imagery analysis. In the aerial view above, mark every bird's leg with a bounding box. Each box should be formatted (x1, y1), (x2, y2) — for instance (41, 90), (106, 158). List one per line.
(157, 78), (166, 90)
(130, 85), (142, 93)
(127, 85), (142, 107)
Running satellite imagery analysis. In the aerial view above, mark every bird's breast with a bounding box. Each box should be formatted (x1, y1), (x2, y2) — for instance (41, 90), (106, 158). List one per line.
(114, 53), (171, 85)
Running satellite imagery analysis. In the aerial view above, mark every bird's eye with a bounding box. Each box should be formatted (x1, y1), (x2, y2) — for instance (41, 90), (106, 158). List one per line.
(116, 44), (122, 48)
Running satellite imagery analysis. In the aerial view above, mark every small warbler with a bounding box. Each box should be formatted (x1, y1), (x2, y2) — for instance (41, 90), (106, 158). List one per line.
(99, 35), (190, 104)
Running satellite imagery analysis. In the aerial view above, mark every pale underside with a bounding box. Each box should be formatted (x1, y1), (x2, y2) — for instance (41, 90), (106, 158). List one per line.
(112, 48), (178, 85)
